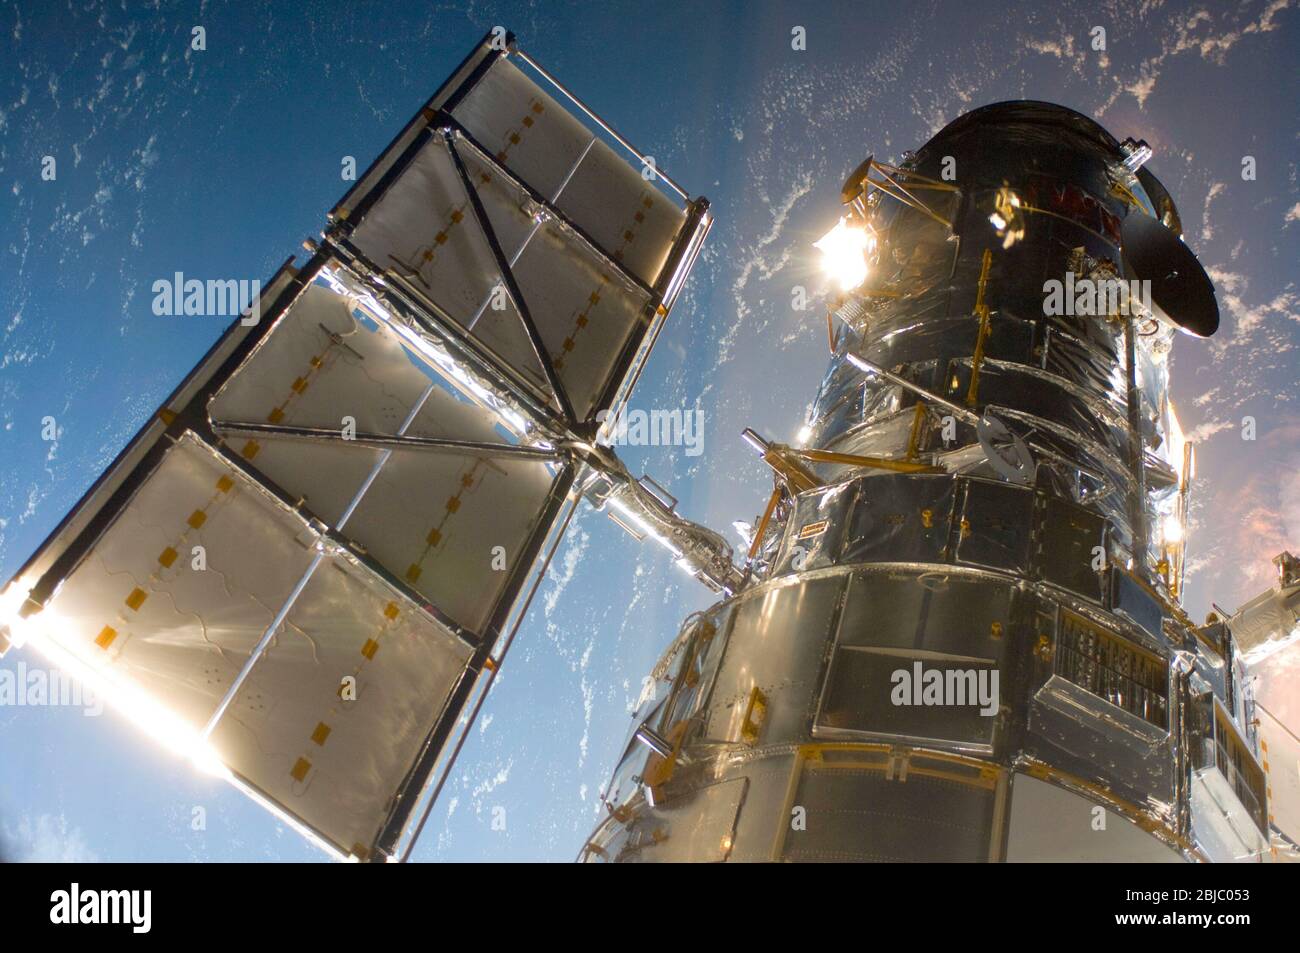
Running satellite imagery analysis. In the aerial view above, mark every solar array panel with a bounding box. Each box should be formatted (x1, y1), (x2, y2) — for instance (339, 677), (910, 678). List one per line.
(1, 30), (710, 860)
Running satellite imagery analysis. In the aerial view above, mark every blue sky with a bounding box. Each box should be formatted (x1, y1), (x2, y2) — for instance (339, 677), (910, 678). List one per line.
(1, 0), (1297, 861)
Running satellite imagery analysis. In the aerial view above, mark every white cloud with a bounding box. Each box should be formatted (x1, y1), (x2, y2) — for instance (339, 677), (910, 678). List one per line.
(1, 812), (99, 862)
(1201, 182), (1225, 241)
(1098, 0), (1296, 114)
(543, 526), (589, 619)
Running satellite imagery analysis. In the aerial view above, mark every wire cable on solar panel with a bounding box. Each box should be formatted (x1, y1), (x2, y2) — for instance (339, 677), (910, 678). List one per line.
(316, 320), (364, 361)
(280, 616), (323, 665)
(201, 548), (326, 740)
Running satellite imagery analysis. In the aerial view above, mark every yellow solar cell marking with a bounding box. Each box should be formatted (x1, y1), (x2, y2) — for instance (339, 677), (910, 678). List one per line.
(113, 468), (243, 652)
(295, 602), (405, 797)
(390, 199), (470, 282)
(261, 334), (354, 436)
(489, 99), (545, 178)
(240, 440), (260, 460)
(555, 189), (657, 372)
(399, 101), (548, 286)
(408, 460), (485, 583)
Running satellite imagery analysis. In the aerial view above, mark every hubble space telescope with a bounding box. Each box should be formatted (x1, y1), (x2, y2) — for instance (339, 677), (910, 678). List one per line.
(1, 31), (1295, 863)
(583, 100), (1296, 864)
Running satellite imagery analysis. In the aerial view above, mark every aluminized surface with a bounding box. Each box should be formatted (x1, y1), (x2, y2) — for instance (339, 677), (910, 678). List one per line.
(585, 102), (1268, 864)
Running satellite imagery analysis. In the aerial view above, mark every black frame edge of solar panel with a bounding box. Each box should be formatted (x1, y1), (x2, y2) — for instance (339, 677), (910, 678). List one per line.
(370, 461), (578, 859)
(7, 253), (318, 612)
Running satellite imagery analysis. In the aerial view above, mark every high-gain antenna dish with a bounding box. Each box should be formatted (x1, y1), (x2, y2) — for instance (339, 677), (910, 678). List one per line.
(1120, 212), (1219, 337)
(840, 155), (873, 205)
